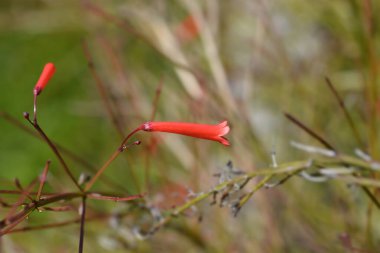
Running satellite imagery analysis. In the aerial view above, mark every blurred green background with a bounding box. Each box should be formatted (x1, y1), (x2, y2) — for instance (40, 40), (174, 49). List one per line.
(1, 0), (380, 252)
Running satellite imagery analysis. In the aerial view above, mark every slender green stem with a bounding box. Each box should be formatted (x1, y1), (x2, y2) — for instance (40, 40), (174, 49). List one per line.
(150, 155), (380, 232)
(236, 175), (274, 212)
(150, 160), (310, 232)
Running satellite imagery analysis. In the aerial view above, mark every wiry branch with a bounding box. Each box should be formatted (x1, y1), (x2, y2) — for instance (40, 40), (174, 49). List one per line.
(147, 153), (380, 234)
(0, 191), (143, 235)
(325, 77), (363, 147)
(284, 112), (337, 152)
(0, 111), (128, 193)
(24, 113), (82, 191)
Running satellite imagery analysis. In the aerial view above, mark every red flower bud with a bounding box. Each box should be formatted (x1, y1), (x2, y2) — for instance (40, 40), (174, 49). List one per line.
(33, 63), (56, 96)
(142, 121), (230, 146)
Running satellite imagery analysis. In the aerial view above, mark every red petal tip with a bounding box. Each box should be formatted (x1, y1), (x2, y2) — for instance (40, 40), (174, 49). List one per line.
(219, 137), (230, 146)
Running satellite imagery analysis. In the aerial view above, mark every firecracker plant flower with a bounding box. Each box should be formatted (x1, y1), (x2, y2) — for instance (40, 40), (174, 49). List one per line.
(141, 121), (230, 146)
(85, 120), (230, 191)
(32, 62), (56, 123)
(33, 62), (56, 96)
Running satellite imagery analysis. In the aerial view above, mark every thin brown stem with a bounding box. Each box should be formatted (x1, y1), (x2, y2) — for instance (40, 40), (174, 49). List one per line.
(82, 41), (125, 138)
(6, 214), (107, 234)
(40, 206), (73, 212)
(84, 151), (120, 192)
(0, 190), (141, 200)
(1, 192), (83, 233)
(84, 127), (143, 191)
(0, 189), (142, 235)
(284, 112), (337, 152)
(325, 77), (363, 147)
(0, 211), (30, 236)
(36, 160), (51, 201)
(78, 197), (86, 253)
(5, 179), (38, 221)
(87, 192), (143, 201)
(14, 179), (34, 202)
(1, 111), (129, 193)
(150, 78), (164, 122)
(96, 35), (142, 119)
(0, 197), (11, 207)
(362, 186), (380, 209)
(144, 79), (164, 191)
(25, 116), (82, 191)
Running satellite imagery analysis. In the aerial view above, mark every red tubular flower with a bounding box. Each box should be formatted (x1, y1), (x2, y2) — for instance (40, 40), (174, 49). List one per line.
(33, 63), (56, 96)
(142, 121), (230, 146)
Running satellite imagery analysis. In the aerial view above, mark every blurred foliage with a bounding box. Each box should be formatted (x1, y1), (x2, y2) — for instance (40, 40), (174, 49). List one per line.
(1, 0), (380, 252)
